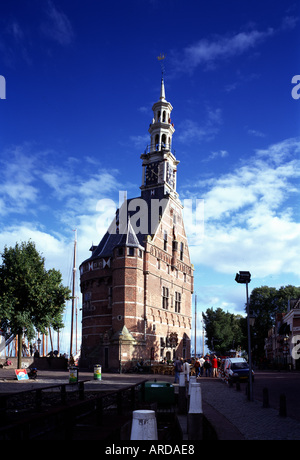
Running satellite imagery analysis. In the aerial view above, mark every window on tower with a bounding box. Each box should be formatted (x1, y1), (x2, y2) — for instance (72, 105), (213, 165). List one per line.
(108, 286), (112, 308)
(180, 242), (184, 261)
(155, 134), (159, 150)
(127, 247), (135, 256)
(162, 286), (169, 310)
(164, 231), (167, 251)
(175, 291), (181, 313)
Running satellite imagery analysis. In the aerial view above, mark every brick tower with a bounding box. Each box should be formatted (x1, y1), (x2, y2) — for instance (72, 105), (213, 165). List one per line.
(79, 77), (194, 370)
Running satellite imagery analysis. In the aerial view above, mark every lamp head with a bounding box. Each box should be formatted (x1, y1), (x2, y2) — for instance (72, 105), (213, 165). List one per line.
(235, 271), (251, 284)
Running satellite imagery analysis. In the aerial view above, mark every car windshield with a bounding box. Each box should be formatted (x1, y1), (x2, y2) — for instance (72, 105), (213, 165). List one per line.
(231, 362), (248, 370)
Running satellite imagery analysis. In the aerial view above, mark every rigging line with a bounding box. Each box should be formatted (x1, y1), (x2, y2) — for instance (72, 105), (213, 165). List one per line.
(70, 228), (77, 357)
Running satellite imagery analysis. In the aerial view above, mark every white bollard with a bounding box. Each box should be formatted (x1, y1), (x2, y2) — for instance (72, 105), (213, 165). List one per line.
(189, 382), (202, 413)
(179, 372), (185, 387)
(188, 376), (197, 395)
(130, 410), (158, 440)
(188, 383), (203, 440)
(178, 372), (187, 414)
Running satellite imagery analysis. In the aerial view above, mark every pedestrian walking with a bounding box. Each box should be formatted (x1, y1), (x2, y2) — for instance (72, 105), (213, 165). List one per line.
(194, 358), (200, 377)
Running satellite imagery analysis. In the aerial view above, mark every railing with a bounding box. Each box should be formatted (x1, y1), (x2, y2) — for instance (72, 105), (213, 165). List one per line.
(0, 379), (148, 440)
(142, 144), (176, 156)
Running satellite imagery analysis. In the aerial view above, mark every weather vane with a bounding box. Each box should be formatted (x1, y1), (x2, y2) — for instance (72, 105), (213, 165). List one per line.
(157, 53), (166, 78)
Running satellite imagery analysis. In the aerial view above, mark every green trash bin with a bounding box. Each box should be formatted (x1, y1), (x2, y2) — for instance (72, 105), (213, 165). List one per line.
(69, 366), (78, 384)
(94, 364), (102, 380)
(143, 381), (175, 404)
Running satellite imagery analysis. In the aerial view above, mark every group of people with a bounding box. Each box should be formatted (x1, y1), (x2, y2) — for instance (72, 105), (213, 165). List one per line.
(193, 355), (220, 378)
(173, 355), (221, 383)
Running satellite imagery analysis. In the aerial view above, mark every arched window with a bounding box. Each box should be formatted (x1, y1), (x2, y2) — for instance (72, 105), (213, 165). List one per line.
(155, 134), (159, 150)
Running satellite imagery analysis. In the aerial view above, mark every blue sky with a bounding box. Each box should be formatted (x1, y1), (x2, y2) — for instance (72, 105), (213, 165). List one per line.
(0, 0), (299, 354)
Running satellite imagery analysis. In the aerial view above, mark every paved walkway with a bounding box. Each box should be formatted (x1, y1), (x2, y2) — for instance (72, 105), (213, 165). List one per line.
(199, 378), (300, 440)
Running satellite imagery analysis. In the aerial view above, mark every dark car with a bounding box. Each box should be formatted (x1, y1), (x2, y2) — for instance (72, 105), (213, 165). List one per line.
(224, 358), (254, 384)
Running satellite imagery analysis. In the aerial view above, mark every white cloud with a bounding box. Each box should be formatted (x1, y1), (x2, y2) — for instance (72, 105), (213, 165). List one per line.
(248, 129), (266, 138)
(172, 26), (274, 72)
(177, 108), (222, 144)
(0, 145), (39, 215)
(203, 150), (228, 163)
(185, 138), (300, 279)
(41, 1), (74, 46)
(0, 144), (122, 275)
(1, 136), (299, 328)
(0, 223), (71, 275)
(130, 134), (149, 149)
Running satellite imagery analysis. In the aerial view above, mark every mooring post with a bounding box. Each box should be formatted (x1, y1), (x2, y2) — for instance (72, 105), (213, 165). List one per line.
(279, 394), (287, 417)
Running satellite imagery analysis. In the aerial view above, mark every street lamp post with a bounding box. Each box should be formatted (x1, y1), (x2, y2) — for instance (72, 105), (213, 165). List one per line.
(119, 331), (123, 374)
(37, 337), (41, 356)
(235, 271), (253, 401)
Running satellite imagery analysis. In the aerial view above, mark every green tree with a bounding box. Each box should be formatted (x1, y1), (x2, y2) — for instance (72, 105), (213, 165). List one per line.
(0, 241), (71, 367)
(203, 307), (244, 354)
(249, 285), (300, 360)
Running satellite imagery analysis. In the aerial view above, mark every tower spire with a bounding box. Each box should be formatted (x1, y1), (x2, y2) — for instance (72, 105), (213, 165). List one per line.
(160, 77), (166, 101)
(157, 54), (166, 100)
(140, 62), (179, 200)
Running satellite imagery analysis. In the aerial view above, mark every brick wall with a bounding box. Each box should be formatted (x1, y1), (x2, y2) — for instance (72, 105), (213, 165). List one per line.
(80, 197), (194, 370)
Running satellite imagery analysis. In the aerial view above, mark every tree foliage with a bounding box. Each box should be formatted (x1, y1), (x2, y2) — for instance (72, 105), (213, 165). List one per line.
(0, 240), (71, 347)
(202, 307), (245, 354)
(202, 285), (300, 360)
(249, 285), (300, 360)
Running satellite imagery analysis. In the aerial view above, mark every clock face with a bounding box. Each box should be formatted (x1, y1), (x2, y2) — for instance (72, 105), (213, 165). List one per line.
(145, 162), (158, 185)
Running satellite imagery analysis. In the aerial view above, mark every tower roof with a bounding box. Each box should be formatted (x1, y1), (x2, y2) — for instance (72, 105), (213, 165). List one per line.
(85, 198), (146, 261)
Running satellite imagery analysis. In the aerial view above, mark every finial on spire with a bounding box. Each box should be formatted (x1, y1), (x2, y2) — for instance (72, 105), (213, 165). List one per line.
(157, 53), (166, 79)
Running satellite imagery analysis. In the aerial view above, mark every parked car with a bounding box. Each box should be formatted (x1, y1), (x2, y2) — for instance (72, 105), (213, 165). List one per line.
(224, 357), (254, 384)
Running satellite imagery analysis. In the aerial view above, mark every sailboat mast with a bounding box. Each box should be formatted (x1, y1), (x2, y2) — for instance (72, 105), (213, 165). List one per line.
(70, 230), (77, 357)
(194, 294), (197, 357)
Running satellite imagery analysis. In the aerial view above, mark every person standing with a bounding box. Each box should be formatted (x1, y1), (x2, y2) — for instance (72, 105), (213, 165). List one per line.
(212, 355), (218, 377)
(199, 356), (205, 377)
(204, 356), (212, 377)
(183, 359), (191, 382)
(173, 357), (183, 383)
